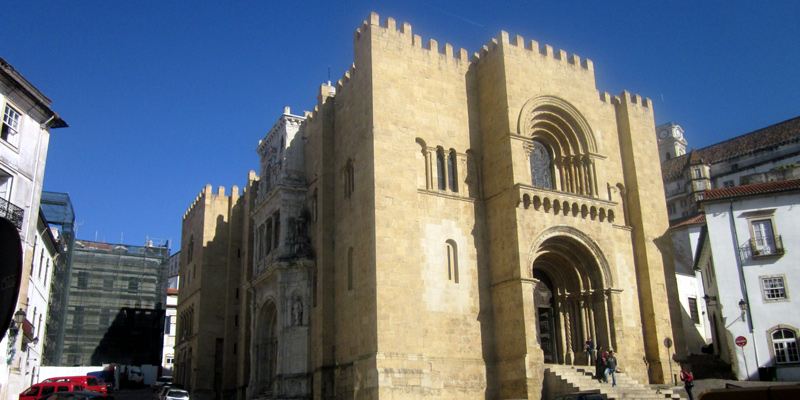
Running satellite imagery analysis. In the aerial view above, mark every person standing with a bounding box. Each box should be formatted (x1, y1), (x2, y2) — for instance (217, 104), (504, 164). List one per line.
(605, 350), (617, 387)
(585, 337), (595, 365)
(595, 346), (606, 382)
(680, 364), (695, 400)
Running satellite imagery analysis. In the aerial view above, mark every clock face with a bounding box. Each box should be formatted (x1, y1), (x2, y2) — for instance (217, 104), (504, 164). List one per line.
(659, 130), (668, 139)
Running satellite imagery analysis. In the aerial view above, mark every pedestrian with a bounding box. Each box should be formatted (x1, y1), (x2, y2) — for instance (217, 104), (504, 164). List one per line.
(680, 364), (695, 400)
(605, 349), (617, 387)
(595, 346), (606, 382)
(585, 337), (595, 365)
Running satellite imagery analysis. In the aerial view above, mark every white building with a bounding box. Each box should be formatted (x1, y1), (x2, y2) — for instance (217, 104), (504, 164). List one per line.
(162, 252), (180, 374)
(668, 214), (713, 355)
(696, 179), (800, 381)
(0, 58), (66, 400)
(17, 212), (61, 389)
(659, 117), (800, 359)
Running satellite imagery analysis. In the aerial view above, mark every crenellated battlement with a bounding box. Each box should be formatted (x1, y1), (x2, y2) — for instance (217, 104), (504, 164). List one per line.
(599, 91), (620, 105)
(620, 90), (652, 109)
(473, 30), (594, 72)
(356, 11), (471, 64)
(183, 184), (238, 220)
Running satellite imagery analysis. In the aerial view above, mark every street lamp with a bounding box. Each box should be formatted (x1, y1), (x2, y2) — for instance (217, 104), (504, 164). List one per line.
(738, 299), (747, 321)
(9, 308), (25, 335)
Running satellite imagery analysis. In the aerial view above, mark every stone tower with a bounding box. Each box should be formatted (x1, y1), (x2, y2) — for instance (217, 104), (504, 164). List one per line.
(656, 122), (687, 163)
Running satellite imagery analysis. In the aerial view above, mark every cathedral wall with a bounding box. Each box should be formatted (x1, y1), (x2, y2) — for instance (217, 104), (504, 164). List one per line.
(365, 14), (489, 399)
(302, 16), (380, 398)
(178, 185), (236, 399)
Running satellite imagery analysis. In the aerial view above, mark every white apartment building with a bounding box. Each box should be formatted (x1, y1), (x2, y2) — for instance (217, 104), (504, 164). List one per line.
(659, 117), (800, 359)
(696, 179), (800, 381)
(162, 251), (180, 374)
(0, 58), (67, 400)
(17, 212), (60, 389)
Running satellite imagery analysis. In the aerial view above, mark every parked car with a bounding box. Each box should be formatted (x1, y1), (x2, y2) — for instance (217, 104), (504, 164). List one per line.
(163, 389), (189, 400)
(40, 391), (106, 400)
(152, 376), (172, 391)
(19, 382), (85, 400)
(40, 377), (108, 397)
(155, 386), (171, 400)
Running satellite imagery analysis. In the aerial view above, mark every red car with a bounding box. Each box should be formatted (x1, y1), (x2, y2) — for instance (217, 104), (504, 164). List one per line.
(18, 382), (84, 400)
(40, 377), (107, 397)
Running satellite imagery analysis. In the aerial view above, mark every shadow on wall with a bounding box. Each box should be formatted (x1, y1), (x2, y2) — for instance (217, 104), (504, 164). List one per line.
(465, 62), (499, 400)
(0, 218), (22, 339)
(91, 307), (166, 367)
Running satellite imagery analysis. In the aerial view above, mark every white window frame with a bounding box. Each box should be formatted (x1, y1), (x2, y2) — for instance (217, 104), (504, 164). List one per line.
(761, 275), (788, 302)
(0, 169), (12, 201)
(1, 102), (22, 148)
(770, 327), (800, 365)
(749, 216), (779, 256)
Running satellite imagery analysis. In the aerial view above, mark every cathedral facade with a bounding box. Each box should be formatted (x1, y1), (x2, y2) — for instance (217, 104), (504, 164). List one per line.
(175, 12), (680, 400)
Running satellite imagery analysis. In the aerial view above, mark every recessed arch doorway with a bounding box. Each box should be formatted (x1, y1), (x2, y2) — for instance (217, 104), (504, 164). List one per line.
(254, 300), (278, 396)
(531, 234), (616, 365)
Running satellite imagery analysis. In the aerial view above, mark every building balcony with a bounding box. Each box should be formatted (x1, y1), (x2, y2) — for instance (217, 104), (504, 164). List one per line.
(749, 236), (785, 258)
(516, 184), (620, 225)
(0, 196), (24, 230)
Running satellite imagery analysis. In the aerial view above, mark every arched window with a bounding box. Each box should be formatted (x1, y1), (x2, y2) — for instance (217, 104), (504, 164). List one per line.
(530, 140), (554, 189)
(448, 150), (458, 192)
(772, 328), (799, 364)
(446, 240), (459, 283)
(436, 149), (446, 190)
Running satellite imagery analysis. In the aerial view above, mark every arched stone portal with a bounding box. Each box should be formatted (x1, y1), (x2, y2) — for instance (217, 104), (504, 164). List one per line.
(531, 235), (616, 365)
(254, 301), (278, 396)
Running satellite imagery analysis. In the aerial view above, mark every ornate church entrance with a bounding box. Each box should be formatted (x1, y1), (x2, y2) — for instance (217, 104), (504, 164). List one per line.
(531, 234), (616, 365)
(254, 301), (278, 396)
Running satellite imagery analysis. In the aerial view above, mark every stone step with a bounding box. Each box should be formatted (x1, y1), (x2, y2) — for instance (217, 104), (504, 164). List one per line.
(546, 365), (685, 400)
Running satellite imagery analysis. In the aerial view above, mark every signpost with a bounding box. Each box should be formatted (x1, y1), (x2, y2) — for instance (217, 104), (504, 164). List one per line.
(736, 335), (749, 379)
(664, 337), (675, 385)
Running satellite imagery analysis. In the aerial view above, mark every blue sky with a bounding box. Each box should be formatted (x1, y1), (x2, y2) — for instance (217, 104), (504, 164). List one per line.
(2, 1), (798, 250)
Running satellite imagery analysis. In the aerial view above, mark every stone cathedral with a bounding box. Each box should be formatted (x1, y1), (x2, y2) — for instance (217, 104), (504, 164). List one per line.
(175, 12), (680, 400)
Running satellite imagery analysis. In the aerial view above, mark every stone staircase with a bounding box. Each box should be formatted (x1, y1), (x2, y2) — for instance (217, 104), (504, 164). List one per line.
(545, 364), (686, 400)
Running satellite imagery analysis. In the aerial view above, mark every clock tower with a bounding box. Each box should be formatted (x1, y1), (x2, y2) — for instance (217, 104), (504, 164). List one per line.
(656, 122), (687, 163)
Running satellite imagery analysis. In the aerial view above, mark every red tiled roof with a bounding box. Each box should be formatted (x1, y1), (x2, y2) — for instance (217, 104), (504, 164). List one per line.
(669, 213), (706, 230)
(661, 116), (800, 181)
(701, 179), (800, 202)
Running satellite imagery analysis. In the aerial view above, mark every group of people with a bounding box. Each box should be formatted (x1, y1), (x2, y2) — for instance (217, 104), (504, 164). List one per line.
(585, 339), (618, 387)
(585, 338), (695, 400)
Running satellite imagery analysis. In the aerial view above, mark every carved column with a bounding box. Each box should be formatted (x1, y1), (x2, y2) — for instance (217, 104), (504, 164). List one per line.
(582, 156), (592, 196)
(569, 157), (578, 193)
(587, 292), (597, 342)
(589, 158), (599, 197)
(602, 289), (615, 350)
(561, 294), (574, 364)
(555, 157), (566, 191)
(578, 296), (588, 345)
(424, 148), (433, 190)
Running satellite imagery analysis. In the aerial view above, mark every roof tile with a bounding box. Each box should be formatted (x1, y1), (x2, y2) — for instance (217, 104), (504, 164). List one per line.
(702, 179), (800, 202)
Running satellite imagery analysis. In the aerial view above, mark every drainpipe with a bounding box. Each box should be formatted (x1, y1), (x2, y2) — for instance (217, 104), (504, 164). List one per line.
(727, 200), (761, 377)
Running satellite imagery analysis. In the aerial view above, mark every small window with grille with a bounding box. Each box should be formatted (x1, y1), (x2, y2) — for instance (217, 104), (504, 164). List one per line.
(761, 276), (787, 301)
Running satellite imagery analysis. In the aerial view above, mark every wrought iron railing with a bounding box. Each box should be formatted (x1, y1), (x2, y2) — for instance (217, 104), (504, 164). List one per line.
(749, 235), (785, 257)
(0, 196), (24, 230)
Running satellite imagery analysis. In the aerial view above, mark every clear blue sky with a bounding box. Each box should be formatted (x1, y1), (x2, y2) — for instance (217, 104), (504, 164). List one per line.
(3, 1), (798, 250)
